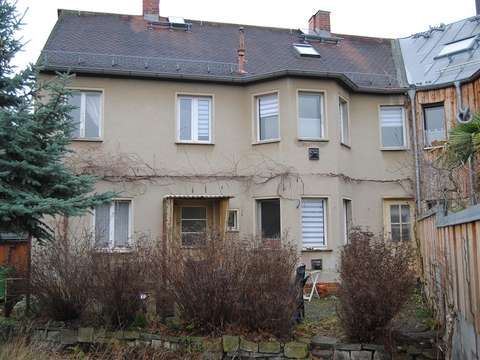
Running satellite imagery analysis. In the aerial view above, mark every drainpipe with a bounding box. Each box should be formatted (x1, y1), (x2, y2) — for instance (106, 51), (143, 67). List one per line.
(408, 87), (422, 211)
(454, 81), (477, 205)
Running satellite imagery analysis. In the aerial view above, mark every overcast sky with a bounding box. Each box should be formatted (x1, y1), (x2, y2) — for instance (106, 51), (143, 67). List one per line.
(12, 0), (476, 71)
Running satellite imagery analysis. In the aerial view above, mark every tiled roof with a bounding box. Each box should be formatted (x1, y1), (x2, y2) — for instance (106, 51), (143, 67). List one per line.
(39, 10), (407, 93)
(400, 16), (480, 88)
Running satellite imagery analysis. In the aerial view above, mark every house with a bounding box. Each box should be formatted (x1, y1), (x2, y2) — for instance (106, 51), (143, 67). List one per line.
(399, 6), (480, 360)
(38, 0), (415, 282)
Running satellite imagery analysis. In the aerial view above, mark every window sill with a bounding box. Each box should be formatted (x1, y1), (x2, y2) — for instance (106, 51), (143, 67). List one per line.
(380, 147), (409, 151)
(424, 145), (445, 150)
(340, 142), (351, 149)
(252, 139), (281, 145)
(297, 138), (329, 142)
(227, 229), (240, 233)
(175, 141), (214, 145)
(72, 138), (103, 143)
(302, 247), (333, 252)
(95, 247), (133, 253)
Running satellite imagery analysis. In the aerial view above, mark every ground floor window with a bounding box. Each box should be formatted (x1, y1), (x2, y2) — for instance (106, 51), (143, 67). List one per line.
(94, 200), (132, 250)
(383, 200), (413, 241)
(227, 209), (239, 231)
(257, 199), (281, 239)
(343, 199), (352, 244)
(181, 206), (207, 246)
(302, 198), (327, 249)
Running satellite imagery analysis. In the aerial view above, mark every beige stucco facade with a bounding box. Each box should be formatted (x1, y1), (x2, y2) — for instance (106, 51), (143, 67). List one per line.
(49, 74), (414, 281)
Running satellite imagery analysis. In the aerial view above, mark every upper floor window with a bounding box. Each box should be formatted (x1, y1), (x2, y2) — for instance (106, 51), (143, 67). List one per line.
(256, 94), (279, 141)
(68, 90), (102, 139)
(339, 97), (349, 145)
(380, 106), (406, 149)
(95, 200), (132, 250)
(423, 104), (446, 147)
(298, 92), (324, 139)
(177, 96), (212, 143)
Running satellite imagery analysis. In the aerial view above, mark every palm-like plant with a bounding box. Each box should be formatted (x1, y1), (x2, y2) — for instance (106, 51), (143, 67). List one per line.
(442, 113), (480, 168)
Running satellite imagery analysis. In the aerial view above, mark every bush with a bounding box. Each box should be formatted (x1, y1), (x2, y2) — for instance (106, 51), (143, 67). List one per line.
(166, 233), (299, 337)
(337, 228), (416, 342)
(90, 236), (159, 329)
(31, 228), (94, 321)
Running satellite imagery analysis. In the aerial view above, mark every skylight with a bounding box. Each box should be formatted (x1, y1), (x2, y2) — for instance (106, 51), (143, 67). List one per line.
(437, 36), (477, 58)
(293, 44), (320, 57)
(168, 16), (185, 25)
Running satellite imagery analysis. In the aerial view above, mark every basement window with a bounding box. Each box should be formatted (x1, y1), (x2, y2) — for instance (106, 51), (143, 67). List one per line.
(293, 43), (320, 57)
(437, 36), (477, 58)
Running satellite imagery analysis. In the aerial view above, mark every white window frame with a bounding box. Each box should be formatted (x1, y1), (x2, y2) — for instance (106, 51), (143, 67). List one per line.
(176, 95), (213, 144)
(342, 198), (353, 244)
(255, 197), (282, 239)
(383, 199), (414, 242)
(297, 90), (326, 141)
(301, 197), (328, 250)
(339, 96), (350, 146)
(379, 105), (408, 150)
(423, 103), (447, 148)
(68, 88), (104, 140)
(226, 209), (239, 232)
(93, 199), (133, 252)
(254, 92), (280, 143)
(180, 205), (208, 247)
(293, 43), (320, 57)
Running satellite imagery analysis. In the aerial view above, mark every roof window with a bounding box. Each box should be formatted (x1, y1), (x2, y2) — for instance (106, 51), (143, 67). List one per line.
(293, 43), (320, 57)
(437, 36), (477, 58)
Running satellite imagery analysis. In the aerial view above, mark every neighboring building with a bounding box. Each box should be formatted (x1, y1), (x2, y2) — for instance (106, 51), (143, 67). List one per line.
(400, 6), (480, 360)
(400, 13), (480, 212)
(38, 1), (415, 281)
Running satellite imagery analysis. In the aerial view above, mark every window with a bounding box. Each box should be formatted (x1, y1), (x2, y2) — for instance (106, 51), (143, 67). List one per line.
(423, 104), (446, 147)
(181, 207), (207, 246)
(339, 97), (349, 145)
(68, 90), (102, 139)
(177, 96), (212, 143)
(257, 199), (280, 239)
(256, 94), (279, 141)
(298, 92), (324, 139)
(293, 43), (320, 57)
(302, 198), (327, 248)
(343, 199), (352, 244)
(227, 209), (239, 231)
(95, 200), (131, 250)
(437, 36), (477, 58)
(380, 106), (406, 149)
(383, 200), (413, 242)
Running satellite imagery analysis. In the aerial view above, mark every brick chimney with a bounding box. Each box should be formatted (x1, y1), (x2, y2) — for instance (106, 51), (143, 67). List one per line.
(237, 27), (247, 74)
(309, 10), (331, 33)
(143, 0), (159, 21)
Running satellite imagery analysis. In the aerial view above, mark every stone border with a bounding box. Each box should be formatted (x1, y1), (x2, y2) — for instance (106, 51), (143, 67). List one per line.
(25, 327), (395, 360)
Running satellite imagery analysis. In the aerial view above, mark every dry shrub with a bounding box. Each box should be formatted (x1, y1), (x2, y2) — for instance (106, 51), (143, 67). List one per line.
(0, 337), (197, 360)
(338, 228), (416, 342)
(166, 233), (299, 337)
(31, 228), (94, 321)
(91, 236), (160, 329)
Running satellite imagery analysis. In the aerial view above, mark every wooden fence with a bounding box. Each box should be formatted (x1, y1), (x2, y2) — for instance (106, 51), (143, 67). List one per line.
(416, 206), (480, 359)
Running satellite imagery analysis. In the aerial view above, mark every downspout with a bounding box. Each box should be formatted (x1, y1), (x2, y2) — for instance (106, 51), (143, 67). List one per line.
(408, 87), (422, 211)
(454, 81), (477, 205)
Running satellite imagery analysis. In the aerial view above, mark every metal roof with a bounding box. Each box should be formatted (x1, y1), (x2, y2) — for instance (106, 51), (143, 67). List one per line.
(399, 16), (480, 88)
(38, 10), (407, 93)
(163, 195), (233, 199)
